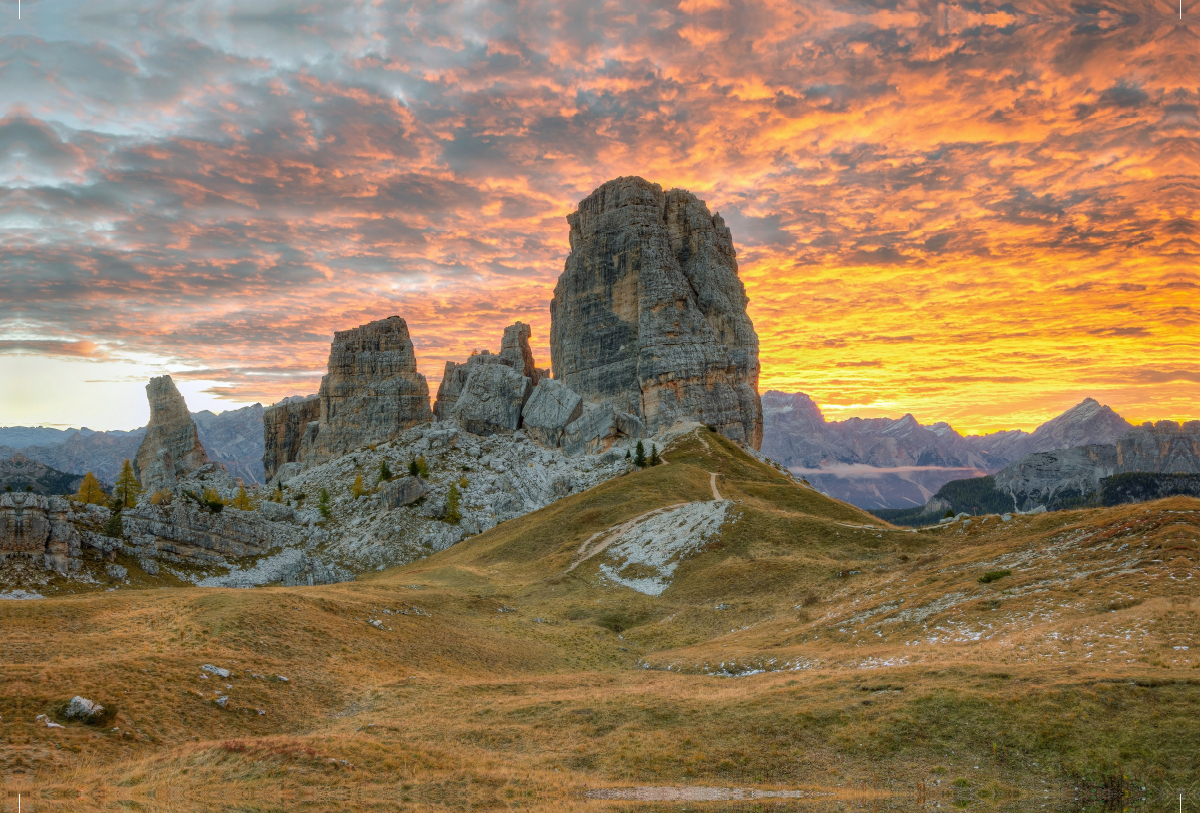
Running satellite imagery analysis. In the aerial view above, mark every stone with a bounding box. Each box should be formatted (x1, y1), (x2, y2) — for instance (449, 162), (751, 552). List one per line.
(64, 696), (104, 720)
(133, 375), (212, 493)
(561, 403), (618, 456)
(105, 563), (127, 579)
(615, 412), (644, 439)
(279, 554), (354, 587)
(202, 664), (231, 678)
(259, 500), (295, 522)
(521, 379), (583, 448)
(498, 321), (540, 381)
(451, 364), (532, 435)
(139, 557), (159, 576)
(262, 397), (320, 482)
(549, 177), (762, 448)
(0, 493), (81, 575)
(305, 317), (433, 465)
(380, 476), (428, 509)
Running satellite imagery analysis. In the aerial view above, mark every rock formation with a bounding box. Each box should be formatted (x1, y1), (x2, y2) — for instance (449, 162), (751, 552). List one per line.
(521, 378), (584, 448)
(549, 177), (762, 448)
(433, 321), (544, 420)
(123, 502), (282, 562)
(133, 375), (212, 493)
(451, 364), (533, 435)
(0, 493), (81, 575)
(263, 396), (320, 482)
(380, 476), (428, 509)
(298, 317), (433, 467)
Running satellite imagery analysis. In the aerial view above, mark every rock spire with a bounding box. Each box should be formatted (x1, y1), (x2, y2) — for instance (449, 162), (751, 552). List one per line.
(133, 375), (212, 492)
(549, 176), (762, 448)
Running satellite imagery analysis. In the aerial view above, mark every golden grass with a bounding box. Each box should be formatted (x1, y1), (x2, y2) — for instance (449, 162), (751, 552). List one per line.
(2, 430), (1197, 810)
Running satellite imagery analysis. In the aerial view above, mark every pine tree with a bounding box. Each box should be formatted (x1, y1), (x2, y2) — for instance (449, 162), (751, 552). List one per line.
(352, 473), (366, 499)
(103, 510), (123, 539)
(649, 444), (661, 466)
(75, 472), (108, 505)
(625, 449), (631, 460)
(634, 441), (646, 468)
(379, 460), (393, 483)
(232, 486), (251, 510)
(408, 458), (419, 477)
(113, 459), (142, 508)
(445, 482), (461, 524)
(318, 487), (331, 519)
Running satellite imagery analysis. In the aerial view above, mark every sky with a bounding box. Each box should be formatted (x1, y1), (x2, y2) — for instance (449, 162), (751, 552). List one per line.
(1, 0), (1196, 434)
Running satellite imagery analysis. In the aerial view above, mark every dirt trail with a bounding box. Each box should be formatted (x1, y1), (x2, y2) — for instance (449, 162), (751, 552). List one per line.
(709, 472), (722, 500)
(568, 503), (689, 571)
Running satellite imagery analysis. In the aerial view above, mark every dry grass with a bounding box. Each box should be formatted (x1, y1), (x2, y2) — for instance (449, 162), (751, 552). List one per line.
(2, 429), (1197, 811)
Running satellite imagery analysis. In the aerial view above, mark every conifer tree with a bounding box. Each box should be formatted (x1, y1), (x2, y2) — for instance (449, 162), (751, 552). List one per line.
(445, 482), (461, 524)
(352, 473), (366, 499)
(113, 459), (142, 508)
(379, 460), (393, 483)
(649, 444), (661, 466)
(232, 486), (251, 510)
(75, 472), (108, 505)
(634, 441), (646, 468)
(318, 487), (331, 518)
(408, 458), (419, 477)
(417, 455), (429, 478)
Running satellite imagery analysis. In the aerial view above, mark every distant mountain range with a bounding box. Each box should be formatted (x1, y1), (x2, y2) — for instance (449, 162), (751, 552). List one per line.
(0, 404), (266, 486)
(0, 454), (86, 496)
(760, 392), (1133, 509)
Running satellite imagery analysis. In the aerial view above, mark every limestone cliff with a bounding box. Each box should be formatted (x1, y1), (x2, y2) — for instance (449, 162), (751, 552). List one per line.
(305, 317), (433, 464)
(263, 396), (320, 482)
(0, 493), (81, 575)
(549, 177), (762, 448)
(133, 376), (211, 493)
(433, 321), (544, 420)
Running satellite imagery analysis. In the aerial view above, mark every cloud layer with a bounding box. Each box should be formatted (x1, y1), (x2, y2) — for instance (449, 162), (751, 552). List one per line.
(1, 0), (1196, 432)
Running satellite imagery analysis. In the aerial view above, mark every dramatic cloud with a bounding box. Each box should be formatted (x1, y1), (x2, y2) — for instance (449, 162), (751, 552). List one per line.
(1, 0), (1196, 432)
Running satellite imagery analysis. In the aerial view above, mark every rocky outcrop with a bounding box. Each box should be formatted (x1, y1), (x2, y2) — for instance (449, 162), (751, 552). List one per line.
(562, 403), (618, 456)
(133, 376), (212, 493)
(434, 321), (545, 420)
(305, 317), (433, 465)
(263, 396), (320, 482)
(550, 177), (762, 448)
(521, 379), (584, 448)
(1117, 420), (1200, 472)
(0, 493), (81, 574)
(451, 364), (533, 435)
(123, 503), (284, 562)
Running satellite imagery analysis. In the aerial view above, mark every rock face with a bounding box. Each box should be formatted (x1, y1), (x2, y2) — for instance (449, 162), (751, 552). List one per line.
(1116, 420), (1200, 471)
(123, 502), (283, 562)
(263, 397), (320, 482)
(0, 493), (81, 574)
(193, 404), (266, 484)
(550, 177), (762, 448)
(433, 321), (544, 420)
(133, 376), (212, 493)
(451, 364), (533, 435)
(521, 379), (584, 448)
(305, 317), (433, 465)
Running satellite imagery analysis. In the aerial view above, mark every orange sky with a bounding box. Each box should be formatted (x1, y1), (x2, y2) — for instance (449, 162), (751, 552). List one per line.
(1, 0), (1196, 433)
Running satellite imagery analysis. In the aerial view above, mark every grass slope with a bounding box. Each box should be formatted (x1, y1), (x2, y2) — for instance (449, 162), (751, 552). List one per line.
(2, 428), (1197, 811)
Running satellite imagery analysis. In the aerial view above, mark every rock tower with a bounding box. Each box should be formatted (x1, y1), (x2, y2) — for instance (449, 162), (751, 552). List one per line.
(550, 176), (763, 448)
(133, 375), (212, 492)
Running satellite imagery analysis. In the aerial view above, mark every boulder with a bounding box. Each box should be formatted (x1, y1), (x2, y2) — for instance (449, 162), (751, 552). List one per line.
(105, 563), (128, 580)
(259, 500), (295, 523)
(380, 476), (428, 509)
(64, 696), (104, 720)
(451, 364), (533, 435)
(521, 379), (583, 448)
(133, 375), (212, 493)
(434, 321), (546, 419)
(549, 177), (763, 448)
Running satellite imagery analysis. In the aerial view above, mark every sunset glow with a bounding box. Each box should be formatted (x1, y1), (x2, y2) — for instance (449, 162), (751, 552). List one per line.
(2, 0), (1196, 433)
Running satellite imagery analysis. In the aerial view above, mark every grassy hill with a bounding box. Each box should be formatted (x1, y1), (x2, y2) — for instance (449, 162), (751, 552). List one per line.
(2, 427), (1197, 811)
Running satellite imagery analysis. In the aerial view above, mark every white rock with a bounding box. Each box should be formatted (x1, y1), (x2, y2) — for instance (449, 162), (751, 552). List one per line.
(201, 664), (231, 678)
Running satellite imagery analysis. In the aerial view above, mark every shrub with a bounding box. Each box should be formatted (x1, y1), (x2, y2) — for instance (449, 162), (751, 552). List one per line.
(944, 509), (955, 519)
(458, 476), (469, 489)
(103, 511), (123, 539)
(351, 474), (366, 500)
(978, 569), (1012, 584)
(416, 456), (429, 478)
(379, 460), (393, 483)
(318, 487), (331, 519)
(151, 489), (173, 506)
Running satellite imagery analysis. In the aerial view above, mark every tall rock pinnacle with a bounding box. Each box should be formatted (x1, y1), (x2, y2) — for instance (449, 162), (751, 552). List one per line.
(549, 176), (762, 448)
(133, 375), (212, 492)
